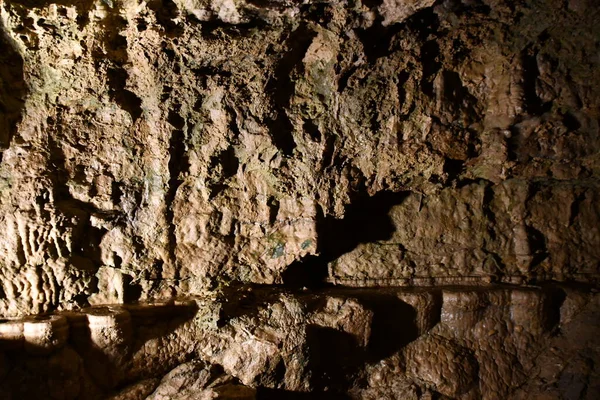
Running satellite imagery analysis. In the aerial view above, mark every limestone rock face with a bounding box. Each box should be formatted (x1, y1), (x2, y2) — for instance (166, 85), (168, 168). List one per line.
(0, 0), (598, 313)
(0, 287), (598, 399)
(0, 0), (599, 397)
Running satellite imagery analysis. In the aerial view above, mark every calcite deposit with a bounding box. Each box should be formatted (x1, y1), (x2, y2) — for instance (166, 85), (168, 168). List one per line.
(0, 0), (598, 397)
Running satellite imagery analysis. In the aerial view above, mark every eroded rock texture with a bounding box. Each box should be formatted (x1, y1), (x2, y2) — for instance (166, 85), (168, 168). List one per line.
(0, 287), (599, 399)
(0, 0), (599, 397)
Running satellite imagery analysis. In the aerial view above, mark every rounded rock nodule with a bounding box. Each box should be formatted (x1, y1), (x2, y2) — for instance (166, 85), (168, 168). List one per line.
(84, 306), (132, 348)
(22, 314), (69, 355)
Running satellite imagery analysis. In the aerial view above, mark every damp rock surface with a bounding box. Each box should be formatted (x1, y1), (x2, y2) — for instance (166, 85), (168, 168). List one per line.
(0, 0), (598, 398)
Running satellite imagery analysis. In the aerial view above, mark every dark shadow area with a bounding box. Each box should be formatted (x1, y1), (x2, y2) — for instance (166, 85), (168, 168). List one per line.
(568, 191), (586, 227)
(542, 286), (567, 333)
(440, 69), (481, 124)
(257, 387), (351, 399)
(506, 124), (523, 162)
(290, 290), (424, 393)
(420, 39), (441, 98)
(356, 294), (419, 361)
(0, 19), (27, 160)
(443, 157), (465, 181)
(191, 285), (437, 396)
(263, 24), (316, 156)
(216, 285), (262, 326)
(106, 68), (143, 122)
(299, 2), (336, 28)
(562, 111), (581, 132)
(337, 65), (359, 93)
(303, 119), (321, 143)
(306, 288), (426, 362)
(306, 325), (363, 391)
(526, 225), (549, 269)
(318, 190), (409, 269)
(354, 6), (439, 65)
(148, 0), (184, 37)
(86, 5), (143, 123)
(0, 303), (197, 397)
(165, 117), (189, 269)
(396, 70), (412, 121)
(320, 135), (336, 170)
(121, 274), (143, 303)
(67, 302), (198, 390)
(1, 346), (104, 399)
(208, 145), (239, 199)
(282, 191), (408, 288)
(46, 137), (109, 274)
(354, 19), (403, 65)
(281, 255), (329, 289)
(126, 302), (198, 379)
(520, 45), (552, 116)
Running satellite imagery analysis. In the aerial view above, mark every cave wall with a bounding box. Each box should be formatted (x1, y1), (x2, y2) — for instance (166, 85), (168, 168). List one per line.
(0, 0), (598, 316)
(0, 0), (599, 398)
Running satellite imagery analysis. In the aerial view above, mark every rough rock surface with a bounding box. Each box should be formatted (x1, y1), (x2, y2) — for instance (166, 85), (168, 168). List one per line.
(0, 0), (599, 397)
(0, 286), (599, 399)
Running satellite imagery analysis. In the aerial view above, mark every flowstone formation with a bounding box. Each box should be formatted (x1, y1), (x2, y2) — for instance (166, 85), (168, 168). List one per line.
(0, 0), (599, 398)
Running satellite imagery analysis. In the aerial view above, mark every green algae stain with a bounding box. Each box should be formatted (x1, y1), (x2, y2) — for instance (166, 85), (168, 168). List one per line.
(271, 242), (285, 259)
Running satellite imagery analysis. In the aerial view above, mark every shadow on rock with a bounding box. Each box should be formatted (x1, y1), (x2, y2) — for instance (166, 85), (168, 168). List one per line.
(282, 191), (408, 288)
(0, 19), (27, 159)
